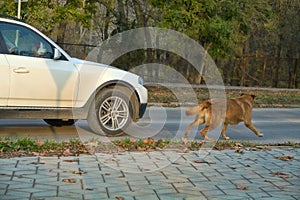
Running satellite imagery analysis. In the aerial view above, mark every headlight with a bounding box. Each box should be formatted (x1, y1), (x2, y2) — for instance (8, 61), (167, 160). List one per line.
(138, 76), (144, 86)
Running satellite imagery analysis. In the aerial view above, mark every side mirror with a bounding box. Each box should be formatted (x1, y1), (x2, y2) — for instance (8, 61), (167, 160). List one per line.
(53, 48), (62, 60)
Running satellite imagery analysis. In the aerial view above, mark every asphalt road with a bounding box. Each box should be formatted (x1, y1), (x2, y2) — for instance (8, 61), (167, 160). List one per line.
(0, 107), (299, 144)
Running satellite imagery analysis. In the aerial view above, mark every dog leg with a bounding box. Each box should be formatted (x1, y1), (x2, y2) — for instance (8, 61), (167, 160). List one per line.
(200, 126), (211, 140)
(221, 123), (230, 140)
(184, 121), (196, 138)
(184, 117), (204, 138)
(244, 121), (263, 137)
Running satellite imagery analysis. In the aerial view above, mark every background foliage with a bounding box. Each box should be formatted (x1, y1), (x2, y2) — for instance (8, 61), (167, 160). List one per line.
(0, 0), (299, 88)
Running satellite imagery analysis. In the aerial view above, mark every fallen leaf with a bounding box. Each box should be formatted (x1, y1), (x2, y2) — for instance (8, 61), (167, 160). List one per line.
(32, 152), (41, 156)
(275, 155), (294, 161)
(236, 185), (248, 190)
(140, 168), (150, 172)
(63, 159), (78, 163)
(235, 148), (244, 154)
(63, 149), (73, 156)
(31, 162), (45, 165)
(235, 143), (244, 148)
(71, 170), (86, 175)
(62, 179), (76, 183)
(229, 166), (237, 170)
(255, 146), (271, 151)
(148, 138), (155, 143)
(271, 172), (292, 178)
(137, 147), (146, 151)
(143, 139), (149, 144)
(194, 160), (216, 164)
(115, 196), (125, 200)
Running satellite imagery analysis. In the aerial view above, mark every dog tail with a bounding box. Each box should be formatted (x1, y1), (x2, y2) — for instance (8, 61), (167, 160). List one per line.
(186, 101), (211, 116)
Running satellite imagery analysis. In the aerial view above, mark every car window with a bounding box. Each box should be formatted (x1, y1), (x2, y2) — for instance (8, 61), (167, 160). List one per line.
(0, 22), (53, 59)
(0, 30), (8, 54)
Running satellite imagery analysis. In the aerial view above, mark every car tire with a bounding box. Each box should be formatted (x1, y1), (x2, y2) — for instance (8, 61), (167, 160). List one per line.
(87, 87), (133, 136)
(43, 119), (76, 127)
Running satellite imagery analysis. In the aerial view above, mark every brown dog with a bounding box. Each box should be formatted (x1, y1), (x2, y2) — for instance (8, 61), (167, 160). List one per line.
(184, 94), (263, 140)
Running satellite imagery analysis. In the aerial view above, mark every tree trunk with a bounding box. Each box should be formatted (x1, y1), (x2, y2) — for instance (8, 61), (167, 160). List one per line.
(117, 0), (127, 32)
(274, 46), (281, 87)
(290, 58), (299, 88)
(240, 56), (247, 86)
(56, 22), (67, 49)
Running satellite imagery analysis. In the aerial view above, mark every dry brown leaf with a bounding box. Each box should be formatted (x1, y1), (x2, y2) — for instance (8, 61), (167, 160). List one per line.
(71, 170), (86, 175)
(194, 160), (216, 164)
(236, 185), (248, 190)
(31, 162), (45, 165)
(140, 168), (150, 172)
(137, 147), (146, 151)
(271, 171), (292, 178)
(32, 152), (41, 156)
(235, 148), (244, 154)
(148, 138), (155, 143)
(229, 166), (237, 170)
(275, 155), (294, 161)
(62, 179), (76, 183)
(63, 149), (73, 156)
(255, 146), (271, 151)
(63, 159), (79, 163)
(235, 143), (244, 148)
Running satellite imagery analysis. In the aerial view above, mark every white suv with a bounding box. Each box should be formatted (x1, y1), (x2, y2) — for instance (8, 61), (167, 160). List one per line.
(0, 16), (148, 136)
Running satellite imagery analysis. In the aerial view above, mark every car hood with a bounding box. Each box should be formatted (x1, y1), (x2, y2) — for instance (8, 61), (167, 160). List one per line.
(70, 58), (117, 70)
(70, 58), (142, 87)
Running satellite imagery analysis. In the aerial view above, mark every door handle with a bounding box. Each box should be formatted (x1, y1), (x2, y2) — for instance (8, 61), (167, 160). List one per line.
(13, 67), (30, 74)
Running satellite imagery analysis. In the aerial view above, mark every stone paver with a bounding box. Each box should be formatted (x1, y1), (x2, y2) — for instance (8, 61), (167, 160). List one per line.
(0, 147), (299, 199)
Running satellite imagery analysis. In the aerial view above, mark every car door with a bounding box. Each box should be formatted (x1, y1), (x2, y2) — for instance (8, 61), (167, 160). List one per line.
(0, 22), (79, 108)
(0, 29), (10, 106)
(0, 55), (9, 106)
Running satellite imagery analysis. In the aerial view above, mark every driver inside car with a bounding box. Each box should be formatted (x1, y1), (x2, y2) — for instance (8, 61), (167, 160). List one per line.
(32, 41), (47, 57)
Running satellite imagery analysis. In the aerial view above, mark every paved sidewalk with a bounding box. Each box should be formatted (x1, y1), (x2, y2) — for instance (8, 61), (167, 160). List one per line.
(0, 148), (299, 200)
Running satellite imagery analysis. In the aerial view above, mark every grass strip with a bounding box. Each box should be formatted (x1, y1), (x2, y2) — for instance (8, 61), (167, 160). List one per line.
(0, 137), (298, 158)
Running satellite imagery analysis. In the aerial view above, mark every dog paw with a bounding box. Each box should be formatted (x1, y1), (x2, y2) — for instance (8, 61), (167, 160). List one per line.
(258, 133), (264, 137)
(204, 137), (212, 141)
(223, 136), (230, 140)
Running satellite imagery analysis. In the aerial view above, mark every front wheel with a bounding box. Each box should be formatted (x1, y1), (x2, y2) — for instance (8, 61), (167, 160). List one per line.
(87, 88), (133, 136)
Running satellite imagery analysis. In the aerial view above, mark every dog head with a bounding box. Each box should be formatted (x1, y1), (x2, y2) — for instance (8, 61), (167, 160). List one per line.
(240, 93), (256, 100)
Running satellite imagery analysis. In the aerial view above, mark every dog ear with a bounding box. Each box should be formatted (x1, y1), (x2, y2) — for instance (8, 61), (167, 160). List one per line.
(205, 101), (212, 107)
(199, 101), (211, 110)
(240, 93), (256, 99)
